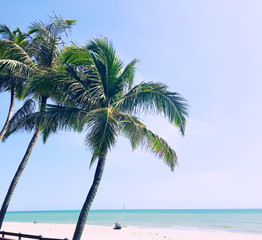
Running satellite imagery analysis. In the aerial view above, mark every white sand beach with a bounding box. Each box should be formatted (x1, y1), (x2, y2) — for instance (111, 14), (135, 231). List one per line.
(1, 222), (262, 240)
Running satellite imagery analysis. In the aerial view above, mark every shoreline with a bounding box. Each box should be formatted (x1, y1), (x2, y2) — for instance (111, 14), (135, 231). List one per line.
(2, 222), (262, 240)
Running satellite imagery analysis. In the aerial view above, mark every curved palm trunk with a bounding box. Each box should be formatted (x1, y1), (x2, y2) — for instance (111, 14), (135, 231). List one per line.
(0, 88), (15, 142)
(72, 155), (106, 240)
(0, 128), (40, 229)
(0, 96), (47, 229)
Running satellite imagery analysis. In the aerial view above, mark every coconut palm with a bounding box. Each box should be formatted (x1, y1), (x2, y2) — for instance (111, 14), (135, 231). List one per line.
(0, 15), (75, 229)
(0, 25), (31, 141)
(8, 37), (188, 239)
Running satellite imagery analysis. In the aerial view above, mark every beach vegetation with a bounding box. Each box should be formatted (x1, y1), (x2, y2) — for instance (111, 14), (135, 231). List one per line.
(0, 16), (188, 240)
(0, 15), (75, 229)
(0, 25), (32, 141)
(11, 37), (188, 240)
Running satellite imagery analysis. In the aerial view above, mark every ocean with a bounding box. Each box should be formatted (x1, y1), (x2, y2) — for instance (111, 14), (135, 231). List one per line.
(5, 209), (262, 234)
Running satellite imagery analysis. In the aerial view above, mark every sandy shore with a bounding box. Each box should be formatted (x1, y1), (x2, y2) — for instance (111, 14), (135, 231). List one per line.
(1, 222), (262, 240)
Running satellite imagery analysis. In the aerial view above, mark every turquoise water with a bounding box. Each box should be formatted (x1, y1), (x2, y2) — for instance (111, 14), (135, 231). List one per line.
(5, 209), (262, 234)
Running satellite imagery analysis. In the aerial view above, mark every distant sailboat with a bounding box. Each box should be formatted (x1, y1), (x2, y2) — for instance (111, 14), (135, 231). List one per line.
(113, 205), (125, 230)
(113, 222), (122, 230)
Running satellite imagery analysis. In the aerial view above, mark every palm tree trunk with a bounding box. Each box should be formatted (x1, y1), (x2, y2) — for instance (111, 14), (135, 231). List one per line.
(72, 155), (106, 240)
(0, 128), (41, 229)
(0, 88), (15, 142)
(0, 96), (47, 229)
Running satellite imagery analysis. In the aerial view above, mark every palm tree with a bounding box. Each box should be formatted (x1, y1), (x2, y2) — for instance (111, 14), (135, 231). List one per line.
(0, 15), (75, 229)
(0, 25), (31, 141)
(9, 37), (188, 239)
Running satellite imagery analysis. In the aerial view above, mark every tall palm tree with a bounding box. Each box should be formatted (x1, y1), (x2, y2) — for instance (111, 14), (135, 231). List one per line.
(0, 25), (31, 141)
(8, 37), (188, 240)
(0, 15), (75, 229)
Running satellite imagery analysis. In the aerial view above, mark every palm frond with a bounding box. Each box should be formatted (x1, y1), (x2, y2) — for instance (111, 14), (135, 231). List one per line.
(0, 74), (26, 99)
(0, 74), (11, 91)
(0, 59), (35, 77)
(27, 70), (68, 98)
(3, 104), (87, 141)
(118, 113), (177, 170)
(59, 45), (106, 107)
(2, 99), (36, 140)
(28, 21), (58, 67)
(27, 21), (47, 35)
(41, 126), (52, 143)
(118, 58), (139, 91)
(84, 108), (118, 167)
(50, 67), (104, 110)
(114, 82), (188, 135)
(109, 59), (139, 101)
(12, 27), (28, 48)
(60, 45), (93, 66)
(0, 24), (14, 40)
(40, 104), (87, 133)
(39, 104), (82, 143)
(0, 40), (32, 97)
(47, 13), (76, 38)
(0, 40), (36, 73)
(87, 37), (124, 100)
(117, 112), (145, 149)
(28, 15), (75, 68)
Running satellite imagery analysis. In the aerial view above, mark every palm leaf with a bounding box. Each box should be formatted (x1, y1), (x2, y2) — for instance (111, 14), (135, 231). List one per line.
(27, 70), (68, 98)
(117, 58), (138, 91)
(60, 45), (106, 107)
(28, 21), (59, 67)
(118, 113), (177, 170)
(60, 45), (92, 66)
(2, 99), (36, 140)
(3, 104), (87, 141)
(84, 108), (118, 167)
(108, 58), (139, 102)
(0, 74), (26, 99)
(114, 82), (188, 135)
(0, 40), (36, 75)
(28, 15), (75, 68)
(53, 67), (104, 110)
(0, 59), (35, 77)
(0, 24), (14, 40)
(0, 74), (11, 91)
(87, 37), (124, 100)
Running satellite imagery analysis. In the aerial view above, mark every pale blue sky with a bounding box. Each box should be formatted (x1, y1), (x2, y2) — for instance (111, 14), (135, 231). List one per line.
(0, 0), (262, 211)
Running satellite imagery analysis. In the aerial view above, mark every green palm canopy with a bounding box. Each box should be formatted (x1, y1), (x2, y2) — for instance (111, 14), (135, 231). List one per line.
(5, 37), (188, 240)
(0, 24), (33, 141)
(0, 15), (75, 229)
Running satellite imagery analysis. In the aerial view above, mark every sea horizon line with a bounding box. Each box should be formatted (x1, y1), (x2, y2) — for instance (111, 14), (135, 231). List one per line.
(7, 208), (262, 213)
